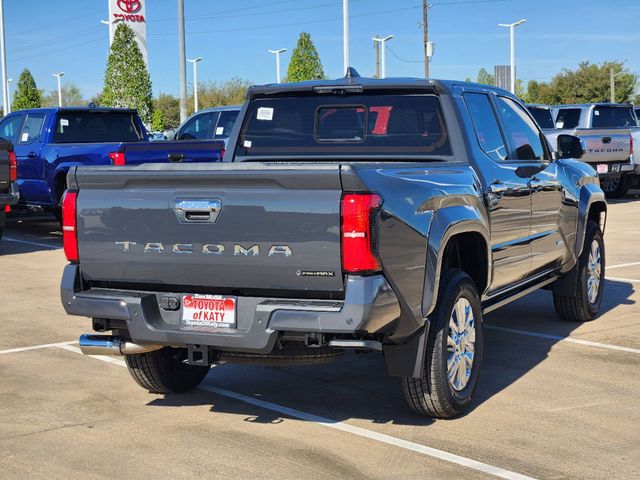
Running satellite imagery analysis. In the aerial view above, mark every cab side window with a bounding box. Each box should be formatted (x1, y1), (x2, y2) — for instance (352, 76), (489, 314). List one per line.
(0, 114), (26, 143)
(463, 92), (507, 162)
(177, 113), (216, 140)
(19, 114), (46, 144)
(496, 96), (547, 161)
(554, 108), (581, 129)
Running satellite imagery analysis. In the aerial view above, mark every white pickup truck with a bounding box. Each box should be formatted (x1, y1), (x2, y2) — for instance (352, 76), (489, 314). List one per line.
(551, 103), (640, 197)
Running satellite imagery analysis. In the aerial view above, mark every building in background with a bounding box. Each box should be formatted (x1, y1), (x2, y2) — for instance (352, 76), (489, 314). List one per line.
(108, 0), (148, 64)
(494, 65), (512, 90)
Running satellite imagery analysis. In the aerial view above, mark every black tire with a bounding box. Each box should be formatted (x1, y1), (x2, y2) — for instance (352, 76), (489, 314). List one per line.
(553, 220), (605, 322)
(600, 175), (630, 198)
(401, 269), (483, 418)
(124, 347), (210, 394)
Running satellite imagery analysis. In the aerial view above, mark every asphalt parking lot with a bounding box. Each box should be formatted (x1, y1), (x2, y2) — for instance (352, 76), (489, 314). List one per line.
(1, 193), (639, 480)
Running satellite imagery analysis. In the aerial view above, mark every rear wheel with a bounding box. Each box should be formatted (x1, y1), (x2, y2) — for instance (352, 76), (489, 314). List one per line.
(401, 269), (483, 418)
(553, 220), (605, 322)
(125, 347), (210, 394)
(600, 175), (630, 198)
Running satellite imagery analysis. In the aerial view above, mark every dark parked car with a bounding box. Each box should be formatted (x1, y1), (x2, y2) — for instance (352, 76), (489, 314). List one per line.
(174, 106), (241, 146)
(0, 139), (19, 240)
(61, 73), (606, 418)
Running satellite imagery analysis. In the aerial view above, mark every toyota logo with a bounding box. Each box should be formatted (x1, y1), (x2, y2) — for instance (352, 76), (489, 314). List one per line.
(117, 0), (141, 13)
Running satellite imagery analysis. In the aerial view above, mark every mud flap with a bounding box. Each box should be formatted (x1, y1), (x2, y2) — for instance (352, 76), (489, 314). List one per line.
(382, 321), (430, 379)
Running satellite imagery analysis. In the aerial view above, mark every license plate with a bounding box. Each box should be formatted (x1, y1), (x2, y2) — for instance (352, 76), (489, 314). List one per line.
(596, 164), (608, 174)
(182, 295), (236, 328)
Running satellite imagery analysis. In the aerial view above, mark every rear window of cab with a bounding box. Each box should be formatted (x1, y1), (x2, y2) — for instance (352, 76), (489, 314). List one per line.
(236, 94), (452, 159)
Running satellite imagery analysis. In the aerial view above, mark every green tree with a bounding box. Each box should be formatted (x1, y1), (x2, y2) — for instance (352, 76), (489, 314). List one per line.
(151, 109), (164, 131)
(12, 69), (42, 110)
(102, 23), (153, 124)
(526, 61), (637, 105)
(476, 68), (494, 86)
(152, 93), (181, 130)
(187, 77), (251, 115)
(42, 84), (86, 107)
(285, 32), (325, 83)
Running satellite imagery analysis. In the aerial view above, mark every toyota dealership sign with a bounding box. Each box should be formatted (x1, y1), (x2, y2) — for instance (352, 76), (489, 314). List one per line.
(108, 0), (148, 64)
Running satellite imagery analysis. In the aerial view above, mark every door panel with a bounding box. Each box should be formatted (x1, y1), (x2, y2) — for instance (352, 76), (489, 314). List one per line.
(462, 92), (533, 292)
(15, 113), (48, 203)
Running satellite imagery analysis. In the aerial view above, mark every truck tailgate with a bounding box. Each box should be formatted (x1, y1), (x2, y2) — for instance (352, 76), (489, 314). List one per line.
(72, 163), (344, 294)
(574, 128), (631, 163)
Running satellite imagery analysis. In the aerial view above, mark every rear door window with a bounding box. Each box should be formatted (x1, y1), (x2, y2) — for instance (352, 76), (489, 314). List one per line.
(237, 94), (451, 158)
(53, 112), (144, 143)
(463, 92), (507, 162)
(19, 113), (46, 144)
(591, 106), (636, 128)
(527, 107), (554, 129)
(214, 110), (239, 139)
(554, 108), (581, 129)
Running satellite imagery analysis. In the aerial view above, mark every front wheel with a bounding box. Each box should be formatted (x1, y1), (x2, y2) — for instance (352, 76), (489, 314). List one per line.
(125, 347), (210, 394)
(401, 269), (483, 418)
(553, 220), (605, 322)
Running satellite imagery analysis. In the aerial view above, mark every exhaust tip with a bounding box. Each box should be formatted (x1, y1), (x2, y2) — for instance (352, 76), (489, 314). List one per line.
(78, 334), (164, 356)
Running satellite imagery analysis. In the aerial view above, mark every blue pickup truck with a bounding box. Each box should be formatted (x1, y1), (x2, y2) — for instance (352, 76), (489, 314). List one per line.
(0, 107), (224, 215)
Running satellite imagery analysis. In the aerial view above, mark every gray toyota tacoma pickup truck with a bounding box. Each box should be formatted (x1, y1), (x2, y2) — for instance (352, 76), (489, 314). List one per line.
(61, 72), (607, 418)
(0, 139), (19, 240)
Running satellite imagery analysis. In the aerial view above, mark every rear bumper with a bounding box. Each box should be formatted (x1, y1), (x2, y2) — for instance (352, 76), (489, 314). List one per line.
(60, 265), (401, 354)
(0, 183), (19, 206)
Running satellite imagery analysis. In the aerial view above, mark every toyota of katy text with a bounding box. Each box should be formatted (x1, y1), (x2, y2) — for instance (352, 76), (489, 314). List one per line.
(60, 73), (607, 418)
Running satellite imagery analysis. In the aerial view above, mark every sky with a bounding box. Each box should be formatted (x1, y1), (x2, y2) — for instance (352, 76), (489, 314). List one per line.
(4, 0), (640, 99)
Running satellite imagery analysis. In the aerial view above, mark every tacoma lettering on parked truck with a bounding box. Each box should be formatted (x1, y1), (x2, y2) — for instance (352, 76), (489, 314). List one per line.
(61, 71), (607, 418)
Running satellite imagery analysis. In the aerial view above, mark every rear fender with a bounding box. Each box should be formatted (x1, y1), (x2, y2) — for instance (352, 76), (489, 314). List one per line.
(422, 204), (491, 318)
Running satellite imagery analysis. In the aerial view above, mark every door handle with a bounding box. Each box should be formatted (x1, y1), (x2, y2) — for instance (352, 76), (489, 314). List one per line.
(487, 182), (508, 194)
(27, 152), (37, 159)
(174, 199), (222, 223)
(168, 153), (185, 162)
(528, 177), (543, 190)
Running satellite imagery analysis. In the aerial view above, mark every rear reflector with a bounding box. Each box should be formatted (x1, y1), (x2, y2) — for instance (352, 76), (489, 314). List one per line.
(109, 151), (126, 166)
(62, 191), (78, 262)
(341, 193), (382, 273)
(4, 205), (10, 213)
(8, 150), (17, 181)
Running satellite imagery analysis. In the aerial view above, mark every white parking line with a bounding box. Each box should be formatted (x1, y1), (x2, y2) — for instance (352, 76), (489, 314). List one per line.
(2, 237), (61, 250)
(0, 340), (76, 355)
(55, 344), (537, 480)
(606, 276), (640, 284)
(486, 326), (640, 355)
(607, 261), (640, 270)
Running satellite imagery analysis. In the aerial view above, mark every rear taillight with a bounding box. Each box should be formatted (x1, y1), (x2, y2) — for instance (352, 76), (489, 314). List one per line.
(630, 134), (634, 156)
(109, 151), (126, 166)
(8, 150), (17, 181)
(341, 193), (382, 273)
(62, 191), (78, 262)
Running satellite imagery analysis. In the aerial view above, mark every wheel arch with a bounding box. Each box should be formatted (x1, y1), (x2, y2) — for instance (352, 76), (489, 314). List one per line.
(576, 183), (607, 258)
(422, 205), (491, 318)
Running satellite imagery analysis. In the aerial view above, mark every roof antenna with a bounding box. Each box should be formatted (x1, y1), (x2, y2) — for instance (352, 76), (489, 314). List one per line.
(345, 67), (361, 78)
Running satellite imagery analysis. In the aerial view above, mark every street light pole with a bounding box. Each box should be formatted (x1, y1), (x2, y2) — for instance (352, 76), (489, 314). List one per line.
(343, 0), (349, 74)
(6, 77), (11, 112)
(178, 0), (188, 123)
(0, 0), (9, 116)
(498, 19), (526, 94)
(53, 72), (65, 107)
(371, 35), (394, 79)
(187, 57), (203, 112)
(268, 49), (287, 83)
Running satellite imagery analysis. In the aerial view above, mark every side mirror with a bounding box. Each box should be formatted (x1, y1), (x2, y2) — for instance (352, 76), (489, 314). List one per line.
(557, 134), (585, 159)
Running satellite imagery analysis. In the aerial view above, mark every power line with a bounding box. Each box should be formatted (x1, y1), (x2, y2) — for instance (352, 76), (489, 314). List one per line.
(386, 46), (422, 63)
